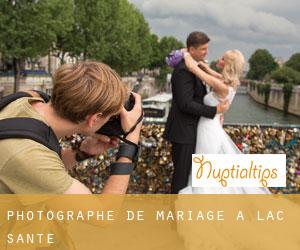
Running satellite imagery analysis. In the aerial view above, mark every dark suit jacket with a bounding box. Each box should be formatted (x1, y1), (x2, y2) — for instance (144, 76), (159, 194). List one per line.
(164, 59), (217, 145)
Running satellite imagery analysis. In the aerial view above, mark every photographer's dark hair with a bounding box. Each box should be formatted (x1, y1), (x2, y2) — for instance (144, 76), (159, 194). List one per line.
(186, 31), (210, 49)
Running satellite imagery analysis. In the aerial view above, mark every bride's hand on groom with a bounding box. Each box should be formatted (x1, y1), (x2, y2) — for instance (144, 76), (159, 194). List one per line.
(183, 52), (198, 71)
(180, 48), (187, 53)
(198, 61), (209, 71)
(216, 100), (230, 114)
(220, 114), (225, 126)
(184, 52), (210, 74)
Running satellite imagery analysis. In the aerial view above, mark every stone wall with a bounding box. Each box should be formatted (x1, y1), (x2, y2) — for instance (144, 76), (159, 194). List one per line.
(248, 83), (300, 116)
(0, 74), (157, 98)
(0, 76), (53, 96)
(0, 86), (3, 98)
(122, 76), (156, 98)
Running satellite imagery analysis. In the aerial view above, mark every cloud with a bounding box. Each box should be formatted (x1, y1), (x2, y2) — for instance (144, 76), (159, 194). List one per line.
(132, 0), (298, 38)
(129, 0), (300, 60)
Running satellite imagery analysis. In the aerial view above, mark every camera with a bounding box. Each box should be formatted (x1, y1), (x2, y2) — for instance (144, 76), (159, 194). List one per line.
(96, 93), (136, 137)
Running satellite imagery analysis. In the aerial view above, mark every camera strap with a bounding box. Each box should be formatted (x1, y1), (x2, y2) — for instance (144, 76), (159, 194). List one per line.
(119, 111), (144, 146)
(0, 91), (61, 158)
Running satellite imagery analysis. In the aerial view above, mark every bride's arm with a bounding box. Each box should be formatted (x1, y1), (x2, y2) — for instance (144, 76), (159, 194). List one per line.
(198, 61), (223, 79)
(184, 53), (229, 98)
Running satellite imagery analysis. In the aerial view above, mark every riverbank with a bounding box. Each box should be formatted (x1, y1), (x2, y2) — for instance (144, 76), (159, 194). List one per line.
(247, 83), (300, 117)
(0, 86), (3, 98)
(224, 94), (300, 125)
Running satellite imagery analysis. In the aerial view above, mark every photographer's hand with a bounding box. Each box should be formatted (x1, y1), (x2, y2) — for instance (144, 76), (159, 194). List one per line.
(63, 93), (143, 194)
(61, 135), (119, 171)
(80, 134), (119, 155)
(119, 92), (143, 144)
(101, 93), (143, 194)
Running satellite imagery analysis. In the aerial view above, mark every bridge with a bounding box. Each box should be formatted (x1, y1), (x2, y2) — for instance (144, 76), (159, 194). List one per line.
(70, 124), (300, 194)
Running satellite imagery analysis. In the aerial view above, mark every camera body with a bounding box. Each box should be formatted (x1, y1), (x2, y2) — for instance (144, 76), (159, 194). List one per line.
(96, 93), (135, 137)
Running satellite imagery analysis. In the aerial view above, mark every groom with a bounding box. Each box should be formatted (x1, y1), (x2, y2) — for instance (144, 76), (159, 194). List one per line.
(164, 31), (229, 194)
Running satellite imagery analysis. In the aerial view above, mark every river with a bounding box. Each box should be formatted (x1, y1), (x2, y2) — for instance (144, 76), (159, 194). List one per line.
(224, 93), (300, 125)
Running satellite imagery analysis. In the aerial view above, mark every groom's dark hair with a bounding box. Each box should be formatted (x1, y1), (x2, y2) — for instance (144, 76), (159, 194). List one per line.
(186, 31), (210, 48)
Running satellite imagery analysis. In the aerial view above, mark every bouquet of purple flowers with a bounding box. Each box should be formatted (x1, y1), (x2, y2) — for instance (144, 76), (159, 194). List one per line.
(165, 49), (183, 68)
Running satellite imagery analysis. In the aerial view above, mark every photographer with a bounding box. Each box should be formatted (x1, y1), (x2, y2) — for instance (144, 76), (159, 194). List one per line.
(0, 61), (142, 194)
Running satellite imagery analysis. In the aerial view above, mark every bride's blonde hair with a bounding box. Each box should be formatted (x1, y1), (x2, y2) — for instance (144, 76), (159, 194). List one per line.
(222, 50), (245, 89)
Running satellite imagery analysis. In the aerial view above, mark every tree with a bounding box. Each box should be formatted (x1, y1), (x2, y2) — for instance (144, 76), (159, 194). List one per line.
(152, 36), (184, 90)
(283, 83), (294, 114)
(104, 0), (152, 73)
(65, 0), (112, 61)
(148, 34), (161, 69)
(159, 36), (184, 67)
(47, 1), (74, 68)
(133, 9), (153, 70)
(262, 83), (271, 106)
(147, 35), (185, 70)
(209, 60), (221, 73)
(0, 0), (73, 92)
(270, 66), (300, 85)
(285, 53), (300, 72)
(247, 49), (278, 80)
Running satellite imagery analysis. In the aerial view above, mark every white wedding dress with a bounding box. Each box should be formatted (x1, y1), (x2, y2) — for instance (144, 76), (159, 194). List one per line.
(174, 88), (300, 250)
(175, 87), (277, 250)
(179, 86), (270, 194)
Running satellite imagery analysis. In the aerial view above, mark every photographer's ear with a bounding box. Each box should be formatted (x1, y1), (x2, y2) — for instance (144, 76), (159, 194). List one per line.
(86, 113), (103, 128)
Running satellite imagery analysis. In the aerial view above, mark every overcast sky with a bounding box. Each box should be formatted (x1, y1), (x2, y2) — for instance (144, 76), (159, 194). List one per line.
(129, 0), (300, 62)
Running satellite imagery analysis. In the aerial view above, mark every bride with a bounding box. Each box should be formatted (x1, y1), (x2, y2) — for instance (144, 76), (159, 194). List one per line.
(175, 49), (270, 194)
